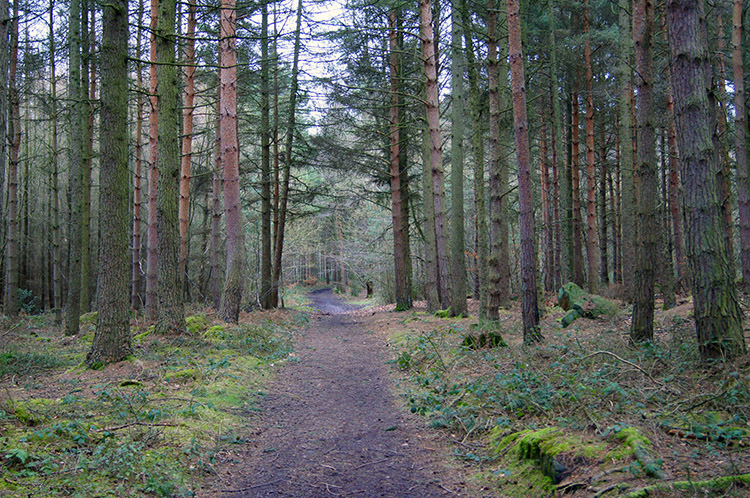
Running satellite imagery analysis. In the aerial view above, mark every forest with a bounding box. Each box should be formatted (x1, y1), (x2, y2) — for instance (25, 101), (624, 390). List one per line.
(0, 0), (749, 495)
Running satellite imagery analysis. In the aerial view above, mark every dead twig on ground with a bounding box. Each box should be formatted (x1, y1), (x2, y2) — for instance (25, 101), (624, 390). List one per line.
(579, 350), (674, 392)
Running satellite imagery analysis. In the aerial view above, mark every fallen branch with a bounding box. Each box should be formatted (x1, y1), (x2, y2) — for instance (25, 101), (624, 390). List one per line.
(220, 478), (284, 493)
(97, 421), (177, 432)
(579, 350), (671, 392)
(622, 473), (750, 497)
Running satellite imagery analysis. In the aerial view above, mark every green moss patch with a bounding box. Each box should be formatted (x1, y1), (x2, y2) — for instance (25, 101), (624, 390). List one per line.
(487, 426), (607, 496)
(185, 314), (208, 335)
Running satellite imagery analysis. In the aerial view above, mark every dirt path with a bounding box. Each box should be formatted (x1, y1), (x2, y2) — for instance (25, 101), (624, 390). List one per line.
(224, 289), (456, 497)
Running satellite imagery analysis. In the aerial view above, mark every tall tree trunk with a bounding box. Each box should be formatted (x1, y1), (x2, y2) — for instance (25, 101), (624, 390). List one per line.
(270, 4), (280, 307)
(49, 0), (61, 322)
(660, 14), (687, 290)
(487, 0), (511, 318)
(549, 0), (569, 285)
(271, 0), (303, 309)
(389, 8), (411, 311)
(422, 104), (439, 311)
(715, 12), (734, 259)
(583, 0), (599, 292)
(733, 0), (750, 291)
(461, 3), (488, 316)
(619, 0), (636, 301)
(571, 92), (585, 286)
(88, 0), (131, 365)
(4, 0), (18, 317)
(64, 0), (83, 334)
(210, 87), (222, 309)
(79, 1), (93, 312)
(449, 0), (466, 316)
(178, 0), (196, 295)
(507, 0), (542, 343)
(0, 0), (8, 306)
(540, 107), (554, 293)
(260, 2), (272, 309)
(145, 0), (159, 320)
(420, 0), (450, 311)
(154, 0), (184, 332)
(660, 132), (677, 309)
(132, 0), (144, 309)
(218, 0), (245, 321)
(630, 0), (657, 343)
(666, 0), (746, 359)
(599, 124), (609, 285)
(614, 122), (623, 283)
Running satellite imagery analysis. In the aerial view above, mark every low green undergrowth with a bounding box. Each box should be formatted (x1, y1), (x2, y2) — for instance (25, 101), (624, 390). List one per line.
(0, 310), (306, 497)
(391, 310), (750, 497)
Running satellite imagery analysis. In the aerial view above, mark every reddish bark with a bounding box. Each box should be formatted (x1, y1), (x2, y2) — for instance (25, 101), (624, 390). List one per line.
(583, 0), (598, 292)
(178, 1), (196, 293)
(146, 0), (158, 320)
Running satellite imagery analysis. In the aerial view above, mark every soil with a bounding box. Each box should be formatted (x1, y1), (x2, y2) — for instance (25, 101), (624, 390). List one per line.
(213, 289), (464, 497)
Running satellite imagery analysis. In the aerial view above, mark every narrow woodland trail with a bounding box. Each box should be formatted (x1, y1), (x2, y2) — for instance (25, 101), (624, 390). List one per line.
(224, 289), (456, 497)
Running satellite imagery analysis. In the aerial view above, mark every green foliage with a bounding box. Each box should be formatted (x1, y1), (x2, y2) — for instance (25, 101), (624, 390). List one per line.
(17, 289), (38, 315)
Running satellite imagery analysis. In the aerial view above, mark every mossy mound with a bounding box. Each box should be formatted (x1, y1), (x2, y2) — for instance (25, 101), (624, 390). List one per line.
(202, 324), (228, 342)
(185, 315), (208, 335)
(79, 311), (98, 325)
(164, 368), (202, 383)
(488, 426), (606, 496)
(557, 283), (618, 328)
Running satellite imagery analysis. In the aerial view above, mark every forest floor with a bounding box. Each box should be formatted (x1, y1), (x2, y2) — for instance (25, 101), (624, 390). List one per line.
(1, 286), (749, 497)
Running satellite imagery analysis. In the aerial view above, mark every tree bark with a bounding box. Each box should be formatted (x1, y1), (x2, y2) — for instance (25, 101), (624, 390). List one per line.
(210, 86), (223, 310)
(145, 0), (159, 320)
(460, 2), (488, 316)
(389, 9), (411, 311)
(540, 107), (554, 293)
(619, 0), (636, 301)
(487, 0), (511, 318)
(507, 0), (542, 343)
(218, 0), (246, 322)
(631, 0), (658, 343)
(260, 2), (272, 309)
(420, 0), (450, 311)
(79, 1), (93, 313)
(449, 0), (466, 316)
(571, 92), (585, 287)
(48, 0), (61, 322)
(583, 0), (599, 292)
(4, 0), (18, 317)
(132, 0), (144, 309)
(733, 0), (750, 291)
(178, 0), (196, 296)
(666, 0), (746, 359)
(64, 0), (83, 334)
(88, 0), (132, 365)
(155, 0), (184, 332)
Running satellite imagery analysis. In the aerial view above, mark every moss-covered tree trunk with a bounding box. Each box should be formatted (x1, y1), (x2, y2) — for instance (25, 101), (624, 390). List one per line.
(507, 0), (542, 344)
(154, 0), (184, 332)
(88, 0), (132, 366)
(666, 0), (746, 360)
